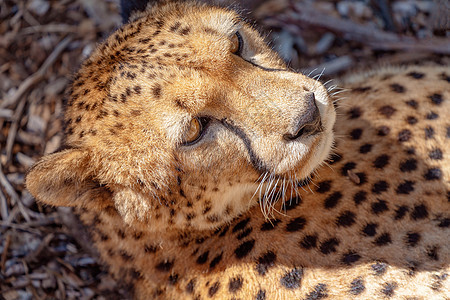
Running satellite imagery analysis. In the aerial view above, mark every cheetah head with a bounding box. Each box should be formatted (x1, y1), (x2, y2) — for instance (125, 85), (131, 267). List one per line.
(26, 1), (336, 231)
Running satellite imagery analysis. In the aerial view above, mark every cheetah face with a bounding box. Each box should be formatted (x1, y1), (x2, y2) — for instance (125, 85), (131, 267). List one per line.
(26, 1), (335, 231)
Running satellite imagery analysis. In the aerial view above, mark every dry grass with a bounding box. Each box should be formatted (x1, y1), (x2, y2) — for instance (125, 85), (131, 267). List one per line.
(0, 0), (448, 298)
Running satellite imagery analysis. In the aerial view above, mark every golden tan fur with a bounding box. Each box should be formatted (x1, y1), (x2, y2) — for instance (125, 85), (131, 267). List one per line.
(26, 1), (449, 299)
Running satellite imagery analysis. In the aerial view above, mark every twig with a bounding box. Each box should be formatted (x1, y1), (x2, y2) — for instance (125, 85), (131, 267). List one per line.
(1, 233), (11, 272)
(0, 188), (8, 221)
(24, 233), (54, 264)
(0, 36), (72, 109)
(274, 2), (450, 55)
(0, 163), (30, 222)
(20, 24), (77, 35)
(5, 95), (27, 164)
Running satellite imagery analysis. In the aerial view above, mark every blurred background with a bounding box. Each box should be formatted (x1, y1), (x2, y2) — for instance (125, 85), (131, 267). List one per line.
(0, 0), (449, 298)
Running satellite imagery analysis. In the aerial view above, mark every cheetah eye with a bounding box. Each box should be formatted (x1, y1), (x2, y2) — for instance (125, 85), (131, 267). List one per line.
(230, 31), (243, 55)
(182, 117), (209, 145)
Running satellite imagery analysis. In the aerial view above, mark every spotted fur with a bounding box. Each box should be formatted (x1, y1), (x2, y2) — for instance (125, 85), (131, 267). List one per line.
(26, 1), (449, 299)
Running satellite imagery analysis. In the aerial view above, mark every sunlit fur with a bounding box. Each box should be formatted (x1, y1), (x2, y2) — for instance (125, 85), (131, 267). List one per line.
(26, 0), (335, 231)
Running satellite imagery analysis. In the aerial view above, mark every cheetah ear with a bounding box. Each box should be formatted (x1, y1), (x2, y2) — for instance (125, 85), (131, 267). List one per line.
(26, 148), (111, 210)
(120, 0), (154, 23)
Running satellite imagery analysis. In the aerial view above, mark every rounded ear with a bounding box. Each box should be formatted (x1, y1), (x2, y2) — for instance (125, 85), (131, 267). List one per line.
(120, 0), (154, 23)
(26, 149), (112, 210)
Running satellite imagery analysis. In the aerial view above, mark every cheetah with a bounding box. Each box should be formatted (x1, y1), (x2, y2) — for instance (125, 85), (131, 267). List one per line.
(26, 0), (449, 299)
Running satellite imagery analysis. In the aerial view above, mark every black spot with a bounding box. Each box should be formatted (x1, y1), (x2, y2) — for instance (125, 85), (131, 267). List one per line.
(209, 252), (223, 269)
(117, 229), (125, 239)
(429, 93), (443, 105)
(396, 180), (415, 194)
(119, 250), (132, 261)
(406, 232), (421, 247)
(324, 192), (342, 209)
(381, 282), (397, 297)
(280, 268), (303, 289)
(374, 233), (392, 246)
(406, 147), (415, 155)
(300, 234), (318, 249)
(405, 99), (418, 108)
(390, 84), (405, 93)
(255, 289), (266, 300)
(372, 181), (389, 194)
(406, 116), (418, 125)
(398, 129), (412, 142)
(336, 211), (356, 227)
(350, 128), (363, 139)
(440, 72), (450, 82)
(359, 143), (372, 154)
(286, 217), (307, 232)
(377, 125), (390, 136)
(411, 204), (428, 220)
(348, 107), (362, 119)
(196, 251), (209, 264)
(399, 159), (417, 172)
(316, 181), (332, 193)
(371, 261), (387, 275)
(168, 274), (179, 285)
(341, 162), (356, 176)
(407, 71), (424, 79)
(256, 251), (276, 275)
(425, 126), (435, 139)
(120, 93), (127, 103)
(186, 279), (196, 293)
(353, 191), (367, 205)
(353, 87), (371, 93)
(152, 84), (162, 98)
(319, 238), (340, 254)
(362, 223), (378, 236)
(342, 251), (361, 265)
(424, 167), (442, 180)
(155, 259), (173, 272)
(133, 232), (143, 240)
(429, 148), (443, 160)
(427, 246), (439, 260)
(237, 227), (253, 240)
(228, 276), (243, 293)
(327, 153), (342, 164)
(373, 154), (390, 169)
(371, 199), (388, 214)
(169, 21), (181, 32)
(281, 196), (301, 211)
(438, 218), (450, 228)
(144, 244), (157, 253)
(180, 27), (191, 35)
(379, 105), (397, 117)
(394, 205), (409, 220)
(208, 281), (220, 297)
(431, 273), (448, 291)
(349, 277), (365, 295)
(235, 239), (255, 259)
(426, 111), (438, 120)
(305, 283), (328, 300)
(233, 218), (250, 233)
(261, 219), (281, 231)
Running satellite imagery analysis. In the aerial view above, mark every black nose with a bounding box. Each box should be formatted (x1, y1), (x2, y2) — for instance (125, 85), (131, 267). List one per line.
(283, 93), (322, 141)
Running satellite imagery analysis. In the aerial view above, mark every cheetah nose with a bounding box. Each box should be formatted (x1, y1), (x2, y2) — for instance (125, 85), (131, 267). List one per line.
(283, 93), (323, 141)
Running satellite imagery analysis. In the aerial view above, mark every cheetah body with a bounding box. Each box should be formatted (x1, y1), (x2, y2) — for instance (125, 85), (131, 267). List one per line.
(26, 1), (449, 299)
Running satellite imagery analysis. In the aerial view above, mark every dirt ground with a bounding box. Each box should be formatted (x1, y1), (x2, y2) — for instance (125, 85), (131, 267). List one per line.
(1, 0), (449, 298)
